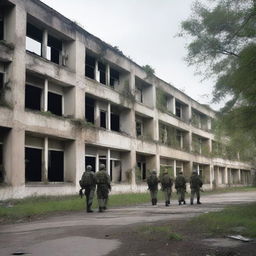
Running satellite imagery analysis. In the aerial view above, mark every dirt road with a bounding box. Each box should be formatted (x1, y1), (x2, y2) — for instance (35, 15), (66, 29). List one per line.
(0, 191), (255, 256)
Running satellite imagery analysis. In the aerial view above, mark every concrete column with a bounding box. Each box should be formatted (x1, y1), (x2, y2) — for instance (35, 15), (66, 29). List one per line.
(95, 61), (99, 82)
(42, 137), (48, 182)
(42, 29), (48, 58)
(173, 159), (177, 178)
(107, 149), (111, 176)
(107, 102), (111, 130)
(106, 64), (110, 86)
(208, 139), (212, 154)
(94, 101), (100, 127)
(96, 153), (99, 172)
(188, 105), (192, 123)
(43, 79), (48, 112)
(188, 131), (192, 152)
(238, 169), (241, 184)
(209, 165), (214, 189)
(173, 159), (176, 177)
(172, 97), (176, 115)
(224, 166), (228, 184)
(5, 128), (25, 186)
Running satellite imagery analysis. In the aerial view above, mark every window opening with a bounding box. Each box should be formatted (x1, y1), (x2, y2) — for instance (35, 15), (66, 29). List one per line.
(98, 62), (106, 85)
(100, 110), (107, 128)
(47, 35), (62, 64)
(0, 9), (4, 40)
(25, 84), (42, 111)
(111, 113), (120, 132)
(175, 101), (182, 118)
(85, 96), (95, 123)
(26, 23), (42, 56)
(48, 91), (62, 116)
(0, 73), (4, 90)
(135, 87), (143, 103)
(25, 147), (42, 182)
(136, 121), (143, 137)
(85, 156), (96, 172)
(48, 150), (64, 182)
(110, 68), (119, 87)
(85, 54), (96, 79)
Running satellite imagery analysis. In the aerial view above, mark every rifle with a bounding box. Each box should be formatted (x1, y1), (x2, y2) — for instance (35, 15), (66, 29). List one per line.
(79, 188), (84, 198)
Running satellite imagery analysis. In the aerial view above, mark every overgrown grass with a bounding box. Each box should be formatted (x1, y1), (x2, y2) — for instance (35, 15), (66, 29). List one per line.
(137, 224), (183, 241)
(190, 203), (256, 237)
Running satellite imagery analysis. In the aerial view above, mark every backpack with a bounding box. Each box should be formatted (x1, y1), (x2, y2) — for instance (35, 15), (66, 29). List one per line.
(175, 175), (185, 189)
(147, 175), (158, 189)
(79, 171), (93, 188)
(161, 174), (173, 187)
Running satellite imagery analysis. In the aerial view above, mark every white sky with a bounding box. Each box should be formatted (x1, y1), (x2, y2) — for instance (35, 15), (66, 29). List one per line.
(41, 0), (220, 110)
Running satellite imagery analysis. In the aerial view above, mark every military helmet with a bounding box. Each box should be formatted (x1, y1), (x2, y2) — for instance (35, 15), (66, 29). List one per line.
(179, 171), (183, 174)
(163, 169), (168, 174)
(152, 169), (157, 174)
(193, 170), (197, 174)
(86, 165), (92, 171)
(99, 163), (106, 171)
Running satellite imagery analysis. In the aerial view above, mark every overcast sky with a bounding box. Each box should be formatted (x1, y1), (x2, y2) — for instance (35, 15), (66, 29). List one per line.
(41, 0), (219, 110)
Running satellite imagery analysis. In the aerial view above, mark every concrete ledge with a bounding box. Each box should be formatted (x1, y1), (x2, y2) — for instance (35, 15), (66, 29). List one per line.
(0, 41), (14, 62)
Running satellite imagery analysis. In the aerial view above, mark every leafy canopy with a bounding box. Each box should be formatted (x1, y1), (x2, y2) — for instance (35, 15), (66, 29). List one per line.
(180, 0), (256, 162)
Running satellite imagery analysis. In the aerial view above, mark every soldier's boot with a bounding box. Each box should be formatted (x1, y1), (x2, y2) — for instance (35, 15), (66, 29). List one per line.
(179, 201), (181, 205)
(99, 207), (103, 212)
(190, 199), (194, 205)
(168, 200), (170, 205)
(165, 201), (169, 207)
(183, 200), (186, 205)
(87, 203), (93, 213)
(151, 199), (154, 205)
(197, 197), (202, 204)
(155, 199), (157, 205)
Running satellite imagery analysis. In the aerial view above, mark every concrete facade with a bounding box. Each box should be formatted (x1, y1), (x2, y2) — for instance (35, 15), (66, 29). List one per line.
(0, 0), (254, 200)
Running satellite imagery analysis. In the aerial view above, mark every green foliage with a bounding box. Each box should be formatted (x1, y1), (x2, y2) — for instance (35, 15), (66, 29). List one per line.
(142, 64), (155, 77)
(190, 203), (256, 237)
(156, 88), (168, 112)
(180, 0), (256, 163)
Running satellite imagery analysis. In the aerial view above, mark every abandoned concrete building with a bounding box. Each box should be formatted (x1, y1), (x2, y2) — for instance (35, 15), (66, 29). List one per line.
(0, 0), (254, 199)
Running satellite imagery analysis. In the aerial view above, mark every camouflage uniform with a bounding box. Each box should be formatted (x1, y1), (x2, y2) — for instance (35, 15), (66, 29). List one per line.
(175, 172), (187, 205)
(160, 170), (173, 206)
(95, 164), (111, 212)
(190, 171), (203, 205)
(79, 165), (96, 213)
(147, 170), (159, 205)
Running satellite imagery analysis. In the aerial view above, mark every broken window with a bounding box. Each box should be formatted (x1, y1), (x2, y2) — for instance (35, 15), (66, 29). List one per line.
(85, 156), (96, 172)
(135, 87), (143, 103)
(136, 121), (143, 137)
(25, 147), (42, 182)
(110, 68), (119, 87)
(26, 23), (42, 56)
(85, 96), (95, 123)
(110, 160), (121, 182)
(176, 130), (183, 148)
(111, 113), (120, 132)
(25, 84), (42, 111)
(98, 62), (106, 84)
(47, 35), (62, 64)
(0, 9), (4, 40)
(137, 162), (146, 180)
(85, 54), (96, 79)
(0, 73), (4, 90)
(48, 150), (64, 182)
(100, 110), (107, 128)
(175, 101), (182, 118)
(48, 91), (62, 116)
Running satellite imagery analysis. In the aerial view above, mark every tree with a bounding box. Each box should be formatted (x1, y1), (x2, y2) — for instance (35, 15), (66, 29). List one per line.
(180, 0), (256, 162)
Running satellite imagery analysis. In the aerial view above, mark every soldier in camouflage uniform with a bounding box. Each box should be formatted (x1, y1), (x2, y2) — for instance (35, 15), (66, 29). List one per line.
(160, 169), (173, 207)
(79, 165), (96, 213)
(147, 170), (159, 206)
(175, 171), (187, 205)
(190, 170), (203, 205)
(95, 164), (111, 212)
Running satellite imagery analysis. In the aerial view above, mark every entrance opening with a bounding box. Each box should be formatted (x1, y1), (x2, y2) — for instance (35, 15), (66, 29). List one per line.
(25, 84), (42, 111)
(85, 96), (95, 124)
(98, 62), (106, 85)
(48, 150), (64, 182)
(26, 23), (42, 56)
(48, 91), (62, 116)
(137, 162), (146, 180)
(100, 110), (107, 128)
(99, 156), (106, 168)
(47, 35), (62, 64)
(85, 54), (96, 79)
(111, 113), (120, 132)
(110, 160), (121, 182)
(0, 143), (3, 182)
(25, 147), (42, 182)
(85, 156), (96, 172)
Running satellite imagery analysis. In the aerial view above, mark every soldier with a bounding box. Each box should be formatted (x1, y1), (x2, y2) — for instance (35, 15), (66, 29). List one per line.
(190, 170), (203, 205)
(95, 164), (111, 212)
(175, 171), (187, 205)
(160, 169), (173, 207)
(79, 165), (96, 213)
(147, 170), (159, 206)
